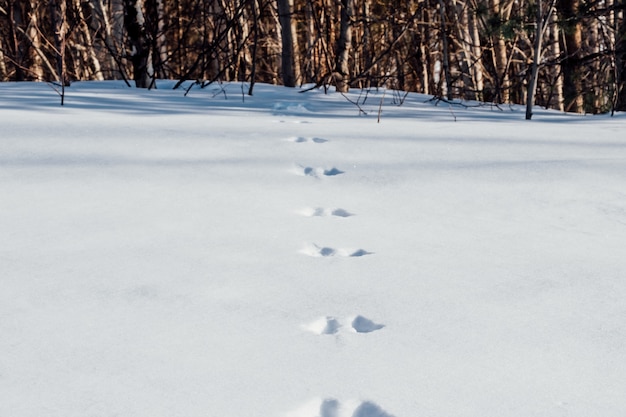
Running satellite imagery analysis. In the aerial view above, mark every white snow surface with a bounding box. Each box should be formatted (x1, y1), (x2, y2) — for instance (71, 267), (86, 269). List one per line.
(1, 80), (626, 417)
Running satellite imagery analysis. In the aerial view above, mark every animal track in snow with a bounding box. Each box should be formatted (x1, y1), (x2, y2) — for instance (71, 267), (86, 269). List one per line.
(300, 243), (372, 258)
(351, 315), (385, 333)
(299, 207), (354, 218)
(302, 316), (341, 335)
(352, 401), (395, 417)
(287, 398), (394, 417)
(303, 316), (384, 335)
(294, 165), (345, 178)
(288, 136), (328, 143)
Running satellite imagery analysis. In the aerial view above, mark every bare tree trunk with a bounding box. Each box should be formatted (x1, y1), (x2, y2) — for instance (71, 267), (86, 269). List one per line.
(334, 0), (353, 92)
(0, 40), (6, 80)
(438, 0), (453, 98)
(155, 0), (168, 78)
(361, 0), (373, 87)
(49, 0), (66, 85)
(292, 2), (302, 83)
(526, 3), (543, 119)
(548, 11), (564, 110)
(46, 0), (68, 102)
(586, 6), (601, 111)
(223, 0), (235, 80)
(420, 5), (432, 95)
(558, 0), (584, 112)
(277, 0), (297, 86)
(27, 0), (43, 80)
(453, 0), (476, 99)
(207, 0), (221, 80)
(615, 0), (626, 110)
(526, 0), (555, 119)
(9, 0), (27, 81)
(248, 0), (261, 94)
(123, 0), (153, 87)
(489, 0), (511, 102)
(469, 1), (484, 100)
(304, 0), (316, 82)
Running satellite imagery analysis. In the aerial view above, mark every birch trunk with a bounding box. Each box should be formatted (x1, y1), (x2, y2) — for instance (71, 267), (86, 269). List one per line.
(469, 2), (484, 100)
(548, 11), (563, 110)
(334, 0), (353, 92)
(123, 0), (153, 88)
(155, 0), (168, 78)
(27, 0), (43, 80)
(438, 0), (453, 98)
(0, 40), (6, 80)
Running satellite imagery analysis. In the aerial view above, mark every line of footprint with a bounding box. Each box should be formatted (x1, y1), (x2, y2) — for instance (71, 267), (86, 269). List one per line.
(289, 136), (393, 417)
(303, 315), (385, 335)
(288, 398), (394, 417)
(290, 136), (372, 259)
(291, 135), (381, 332)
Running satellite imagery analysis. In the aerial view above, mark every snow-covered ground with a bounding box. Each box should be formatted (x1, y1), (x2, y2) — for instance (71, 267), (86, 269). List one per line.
(1, 81), (626, 417)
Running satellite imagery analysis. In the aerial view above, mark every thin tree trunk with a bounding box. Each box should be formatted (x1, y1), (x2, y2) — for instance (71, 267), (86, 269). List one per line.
(334, 0), (353, 92)
(248, 0), (260, 94)
(527, 0), (555, 119)
(422, 5), (433, 94)
(0, 40), (7, 80)
(362, 0), (373, 87)
(27, 0), (43, 80)
(489, 0), (511, 102)
(615, 0), (626, 110)
(155, 0), (168, 78)
(586, 6), (601, 111)
(277, 0), (296, 86)
(123, 0), (153, 87)
(290, 1), (301, 84)
(549, 11), (564, 110)
(304, 0), (316, 82)
(49, 0), (64, 84)
(454, 0), (475, 99)
(438, 0), (453, 98)
(236, 2), (251, 81)
(207, 0), (220, 80)
(558, 0), (584, 112)
(9, 0), (27, 81)
(469, 1), (484, 100)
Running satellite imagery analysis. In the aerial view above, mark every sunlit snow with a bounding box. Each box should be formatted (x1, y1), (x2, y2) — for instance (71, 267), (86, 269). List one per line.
(1, 80), (626, 417)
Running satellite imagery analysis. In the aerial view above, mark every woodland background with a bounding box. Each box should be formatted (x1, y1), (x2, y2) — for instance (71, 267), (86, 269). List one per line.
(1, 0), (626, 114)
